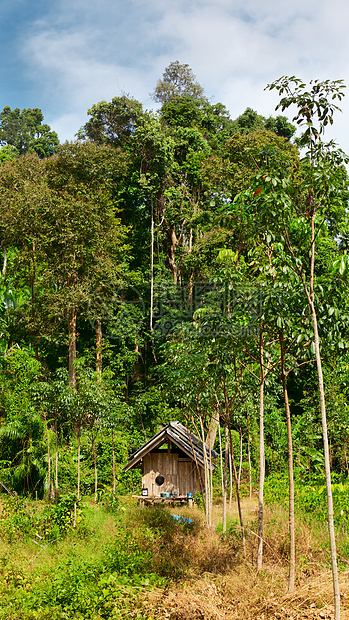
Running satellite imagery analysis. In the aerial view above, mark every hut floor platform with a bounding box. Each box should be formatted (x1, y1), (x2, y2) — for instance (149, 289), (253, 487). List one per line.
(132, 495), (194, 507)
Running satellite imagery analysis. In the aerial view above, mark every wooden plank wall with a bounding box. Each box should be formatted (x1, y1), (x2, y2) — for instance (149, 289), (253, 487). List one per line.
(142, 452), (199, 496)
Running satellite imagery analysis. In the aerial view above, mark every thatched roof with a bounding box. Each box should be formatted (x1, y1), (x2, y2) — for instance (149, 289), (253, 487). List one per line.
(123, 421), (218, 472)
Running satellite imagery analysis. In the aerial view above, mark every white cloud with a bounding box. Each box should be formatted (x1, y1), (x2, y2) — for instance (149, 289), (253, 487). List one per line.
(16, 0), (349, 150)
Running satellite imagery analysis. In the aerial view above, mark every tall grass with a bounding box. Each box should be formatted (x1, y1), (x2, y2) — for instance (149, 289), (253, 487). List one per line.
(1, 491), (348, 619)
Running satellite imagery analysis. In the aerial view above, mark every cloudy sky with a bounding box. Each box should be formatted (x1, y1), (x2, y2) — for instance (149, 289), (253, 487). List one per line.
(1, 0), (349, 149)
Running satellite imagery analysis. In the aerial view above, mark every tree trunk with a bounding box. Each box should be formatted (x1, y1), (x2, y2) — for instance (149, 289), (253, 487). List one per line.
(2, 248), (7, 278)
(132, 343), (140, 383)
(223, 430), (228, 534)
(112, 428), (116, 494)
(300, 211), (340, 618)
(218, 424), (227, 534)
(311, 300), (340, 617)
(199, 416), (212, 527)
(228, 436), (233, 508)
(68, 308), (77, 388)
(247, 409), (252, 500)
(167, 225), (179, 283)
(73, 422), (81, 528)
(279, 331), (295, 593)
(229, 427), (246, 557)
(238, 428), (243, 490)
(55, 410), (58, 501)
(150, 197), (154, 331)
(206, 408), (219, 451)
(344, 440), (349, 476)
(257, 329), (265, 571)
(96, 319), (102, 382)
(91, 426), (98, 503)
(221, 372), (246, 555)
(43, 412), (50, 502)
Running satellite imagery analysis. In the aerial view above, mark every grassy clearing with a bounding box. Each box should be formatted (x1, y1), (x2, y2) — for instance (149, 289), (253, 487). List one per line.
(1, 494), (349, 619)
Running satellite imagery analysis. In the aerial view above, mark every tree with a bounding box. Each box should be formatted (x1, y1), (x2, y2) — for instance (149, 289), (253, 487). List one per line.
(247, 76), (349, 619)
(0, 143), (130, 386)
(0, 347), (46, 496)
(235, 107), (296, 140)
(152, 61), (205, 104)
(0, 106), (59, 158)
(78, 96), (145, 149)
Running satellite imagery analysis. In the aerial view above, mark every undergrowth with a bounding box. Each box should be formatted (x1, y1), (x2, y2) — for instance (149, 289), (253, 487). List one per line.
(0, 498), (240, 619)
(0, 491), (347, 619)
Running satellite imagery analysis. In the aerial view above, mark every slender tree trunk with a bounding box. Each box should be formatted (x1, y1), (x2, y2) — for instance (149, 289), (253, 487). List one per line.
(228, 434), (233, 508)
(91, 427), (98, 503)
(344, 441), (349, 476)
(132, 343), (140, 383)
(206, 408), (219, 451)
(150, 198), (154, 331)
(73, 422), (81, 528)
(185, 414), (206, 504)
(112, 428), (116, 494)
(218, 425), (227, 535)
(247, 409), (252, 500)
(223, 427), (230, 533)
(2, 248), (7, 278)
(311, 300), (340, 617)
(188, 270), (194, 311)
(167, 225), (179, 283)
(43, 412), (50, 502)
(96, 319), (102, 382)
(68, 308), (77, 388)
(228, 427), (246, 557)
(221, 373), (246, 554)
(55, 411), (58, 500)
(279, 332), (295, 593)
(298, 211), (340, 618)
(31, 240), (36, 315)
(238, 428), (243, 490)
(257, 329), (265, 570)
(199, 416), (212, 527)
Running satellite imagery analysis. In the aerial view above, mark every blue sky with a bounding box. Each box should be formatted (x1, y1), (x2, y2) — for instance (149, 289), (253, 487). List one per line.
(1, 0), (349, 150)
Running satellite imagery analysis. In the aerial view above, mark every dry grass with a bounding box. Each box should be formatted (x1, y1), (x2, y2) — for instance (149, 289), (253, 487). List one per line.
(137, 497), (349, 620)
(141, 569), (349, 619)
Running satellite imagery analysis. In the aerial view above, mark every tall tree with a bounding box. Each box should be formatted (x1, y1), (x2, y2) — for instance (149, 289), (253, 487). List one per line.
(0, 106), (59, 158)
(152, 61), (205, 104)
(250, 77), (349, 619)
(0, 143), (130, 385)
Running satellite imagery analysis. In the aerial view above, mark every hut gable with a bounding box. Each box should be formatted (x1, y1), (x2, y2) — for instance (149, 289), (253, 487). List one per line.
(123, 421), (218, 498)
(123, 421), (218, 472)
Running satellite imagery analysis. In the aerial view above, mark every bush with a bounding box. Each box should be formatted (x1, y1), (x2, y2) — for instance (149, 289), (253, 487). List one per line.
(264, 471), (349, 528)
(0, 493), (84, 543)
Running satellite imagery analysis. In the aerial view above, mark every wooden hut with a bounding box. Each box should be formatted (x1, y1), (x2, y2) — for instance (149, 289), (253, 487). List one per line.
(123, 421), (218, 498)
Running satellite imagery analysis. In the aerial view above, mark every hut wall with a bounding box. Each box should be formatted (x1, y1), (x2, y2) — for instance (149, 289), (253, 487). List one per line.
(142, 452), (199, 496)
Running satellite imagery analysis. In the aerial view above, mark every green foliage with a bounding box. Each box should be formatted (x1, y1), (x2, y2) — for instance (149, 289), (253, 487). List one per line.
(0, 70), (348, 570)
(0, 106), (58, 157)
(0, 493), (82, 543)
(152, 61), (205, 104)
(0, 348), (46, 496)
(235, 107), (296, 139)
(0, 144), (18, 162)
(265, 471), (349, 528)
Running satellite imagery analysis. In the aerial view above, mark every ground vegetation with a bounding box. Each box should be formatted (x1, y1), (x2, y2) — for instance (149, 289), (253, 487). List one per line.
(0, 64), (348, 618)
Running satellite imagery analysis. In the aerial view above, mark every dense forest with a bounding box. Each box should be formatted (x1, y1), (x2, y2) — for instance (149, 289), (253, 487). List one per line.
(1, 63), (349, 619)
